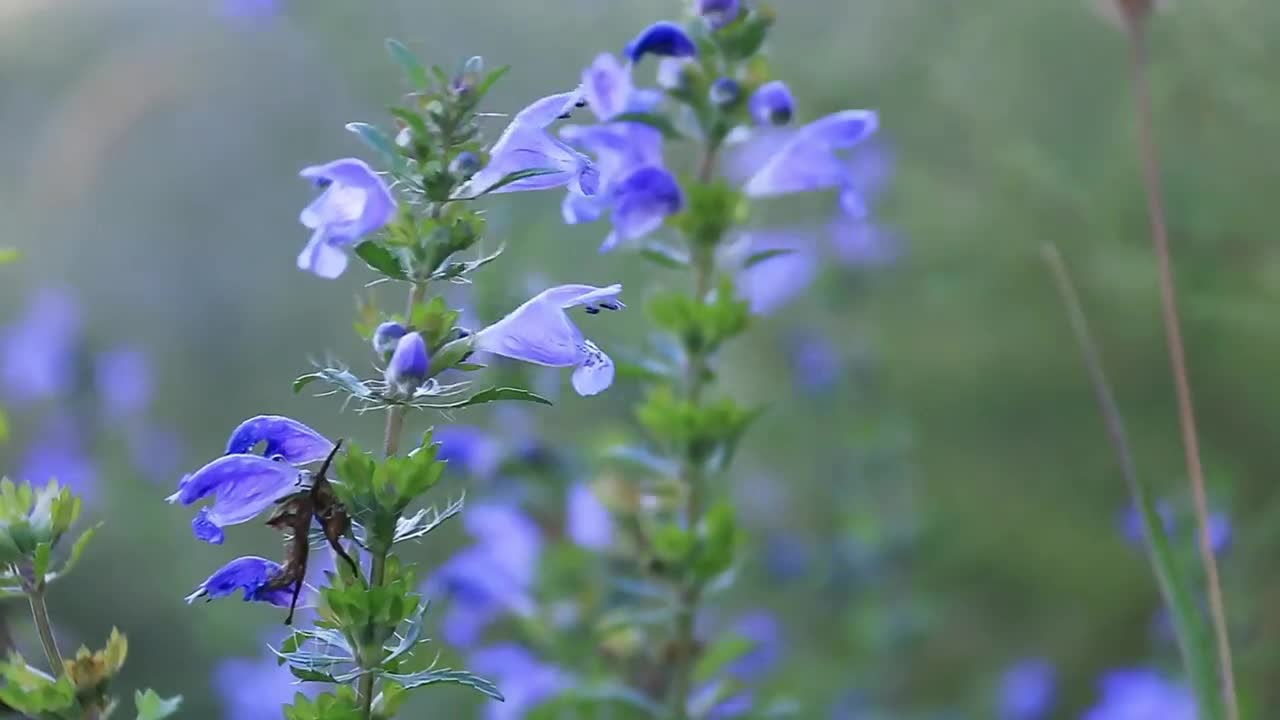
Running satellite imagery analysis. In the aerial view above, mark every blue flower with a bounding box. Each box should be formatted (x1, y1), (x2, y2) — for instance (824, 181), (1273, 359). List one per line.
(749, 81), (795, 126)
(474, 284), (623, 396)
(698, 0), (741, 29)
(469, 644), (570, 720)
(459, 91), (597, 198)
(1082, 668), (1195, 720)
(725, 610), (782, 681)
(1208, 511), (1232, 555)
(710, 77), (743, 108)
(732, 229), (819, 315)
(435, 425), (503, 480)
(185, 556), (293, 607)
(743, 110), (879, 211)
(225, 415), (334, 465)
(372, 321), (408, 357)
(789, 331), (842, 393)
(566, 482), (613, 550)
(215, 649), (318, 720)
(625, 21), (698, 62)
(21, 416), (97, 502)
(384, 331), (429, 396)
(94, 348), (152, 419)
(166, 454), (304, 544)
(998, 659), (1056, 720)
(297, 158), (396, 279)
(0, 288), (80, 407)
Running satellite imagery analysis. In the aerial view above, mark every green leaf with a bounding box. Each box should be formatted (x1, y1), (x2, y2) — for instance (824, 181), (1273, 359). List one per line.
(135, 689), (183, 720)
(384, 39), (429, 88)
(423, 386), (552, 410)
(31, 542), (50, 583)
(458, 168), (562, 199)
(354, 242), (408, 280)
(611, 112), (685, 140)
(382, 669), (503, 700)
(474, 65), (511, 99)
(0, 248), (18, 265)
(0, 408), (8, 443)
(293, 373), (322, 394)
(694, 634), (754, 684)
(719, 9), (774, 59)
(53, 522), (101, 580)
(743, 247), (794, 269)
(638, 244), (689, 270)
(345, 122), (406, 172)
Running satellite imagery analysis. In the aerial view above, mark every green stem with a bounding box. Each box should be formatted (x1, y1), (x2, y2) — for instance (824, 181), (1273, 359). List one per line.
(359, 279), (427, 718)
(27, 588), (63, 675)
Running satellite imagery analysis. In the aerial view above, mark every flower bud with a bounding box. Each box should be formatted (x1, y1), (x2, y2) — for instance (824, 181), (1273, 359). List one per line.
(372, 321), (408, 358)
(384, 331), (429, 395)
(709, 77), (742, 108)
(451, 55), (485, 95)
(395, 126), (412, 148)
(749, 80), (794, 126)
(0, 478), (81, 565)
(625, 21), (698, 63)
(697, 0), (741, 29)
(450, 151), (482, 180)
(657, 57), (693, 92)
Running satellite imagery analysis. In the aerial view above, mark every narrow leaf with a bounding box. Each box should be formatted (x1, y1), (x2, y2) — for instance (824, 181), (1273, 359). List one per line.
(293, 373), (322, 394)
(457, 168), (563, 199)
(345, 122), (406, 172)
(355, 241), (409, 280)
(54, 523), (102, 580)
(611, 112), (685, 140)
(743, 248), (794, 269)
(135, 689), (183, 720)
(423, 386), (552, 410)
(638, 244), (689, 270)
(385, 39), (429, 88)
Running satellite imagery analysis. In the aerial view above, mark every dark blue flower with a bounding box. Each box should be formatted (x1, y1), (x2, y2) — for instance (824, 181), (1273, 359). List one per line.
(998, 659), (1056, 720)
(166, 454), (304, 544)
(599, 167), (684, 252)
(625, 21), (698, 62)
(567, 482), (613, 550)
(710, 77), (742, 107)
(1082, 668), (1195, 720)
(749, 81), (795, 126)
(297, 158), (396, 279)
(469, 644), (570, 720)
(224, 415), (334, 465)
(372, 321), (408, 357)
(458, 91), (596, 198)
(215, 649), (318, 720)
(744, 110), (879, 203)
(698, 0), (742, 29)
(185, 556), (292, 607)
(0, 288), (80, 407)
(384, 331), (429, 396)
(473, 284), (623, 396)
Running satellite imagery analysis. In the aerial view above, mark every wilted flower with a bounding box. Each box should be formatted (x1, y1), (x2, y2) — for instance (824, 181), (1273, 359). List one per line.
(999, 659), (1056, 720)
(749, 81), (795, 126)
(372, 321), (408, 357)
(469, 644), (570, 720)
(185, 556), (292, 606)
(625, 21), (699, 62)
(458, 91), (596, 198)
(697, 0), (741, 29)
(1082, 668), (1195, 720)
(167, 454), (306, 544)
(297, 158), (396, 279)
(474, 284), (623, 396)
(566, 482), (613, 550)
(225, 415), (334, 464)
(0, 288), (81, 407)
(744, 110), (879, 214)
(384, 332), (429, 395)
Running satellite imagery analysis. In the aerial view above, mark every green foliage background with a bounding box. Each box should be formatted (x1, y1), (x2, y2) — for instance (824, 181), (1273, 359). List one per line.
(2, 0), (1280, 717)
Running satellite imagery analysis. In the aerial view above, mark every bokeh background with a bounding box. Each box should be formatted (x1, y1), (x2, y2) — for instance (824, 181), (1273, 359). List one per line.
(3, 0), (1280, 717)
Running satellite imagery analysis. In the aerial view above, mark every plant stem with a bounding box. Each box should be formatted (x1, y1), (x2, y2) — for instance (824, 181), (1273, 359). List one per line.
(1126, 25), (1238, 719)
(27, 588), (63, 675)
(360, 279), (428, 717)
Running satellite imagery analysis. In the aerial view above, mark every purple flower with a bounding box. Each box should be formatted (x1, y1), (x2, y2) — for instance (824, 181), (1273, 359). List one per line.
(0, 288), (80, 407)
(384, 331), (429, 395)
(625, 21), (698, 62)
(1120, 501), (1175, 547)
(215, 651), (315, 720)
(790, 331), (842, 393)
(185, 556), (292, 607)
(732, 230), (819, 315)
(20, 417), (97, 502)
(829, 216), (899, 267)
(473, 284), (623, 396)
(725, 611), (782, 681)
(1208, 512), (1232, 555)
(434, 425), (503, 480)
(566, 482), (613, 550)
(688, 681), (755, 719)
(372, 321), (408, 357)
(763, 531), (813, 581)
(224, 415), (334, 465)
(998, 659), (1056, 720)
(469, 644), (570, 720)
(94, 348), (152, 419)
(297, 158), (396, 279)
(459, 91), (596, 198)
(710, 77), (742, 107)
(744, 110), (879, 211)
(698, 0), (741, 29)
(749, 81), (794, 126)
(166, 454), (304, 544)
(1082, 668), (1195, 720)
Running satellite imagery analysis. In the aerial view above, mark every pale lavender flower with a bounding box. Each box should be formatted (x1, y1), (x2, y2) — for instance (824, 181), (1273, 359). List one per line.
(225, 415), (334, 464)
(473, 284), (623, 396)
(998, 659), (1056, 720)
(166, 454), (305, 544)
(215, 650), (316, 720)
(790, 331), (842, 393)
(698, 0), (742, 29)
(94, 348), (151, 419)
(220, 0), (280, 20)
(0, 288), (81, 407)
(732, 230), (819, 315)
(459, 91), (596, 198)
(435, 425), (504, 480)
(749, 81), (794, 126)
(830, 216), (899, 267)
(567, 482), (613, 550)
(744, 110), (879, 213)
(625, 21), (698, 62)
(1208, 512), (1232, 555)
(297, 158), (396, 279)
(372, 321), (408, 357)
(384, 332), (429, 395)
(20, 417), (97, 501)
(185, 556), (292, 606)
(470, 644), (570, 720)
(1082, 668), (1195, 720)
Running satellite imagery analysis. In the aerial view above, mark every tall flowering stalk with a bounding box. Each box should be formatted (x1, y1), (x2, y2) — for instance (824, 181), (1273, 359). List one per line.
(165, 44), (622, 719)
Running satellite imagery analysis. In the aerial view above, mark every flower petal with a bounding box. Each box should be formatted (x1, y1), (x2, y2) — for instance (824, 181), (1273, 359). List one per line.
(567, 483), (613, 549)
(192, 508), (226, 544)
(225, 415), (334, 464)
(169, 454), (302, 542)
(185, 556), (291, 607)
(571, 340), (615, 396)
(743, 110), (879, 198)
(474, 295), (586, 367)
(609, 166), (683, 248)
(583, 53), (632, 121)
(625, 21), (698, 62)
(296, 230), (350, 279)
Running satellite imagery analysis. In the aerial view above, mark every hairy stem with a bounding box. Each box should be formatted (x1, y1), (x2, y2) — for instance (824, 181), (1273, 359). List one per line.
(27, 588), (63, 675)
(1127, 25), (1237, 718)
